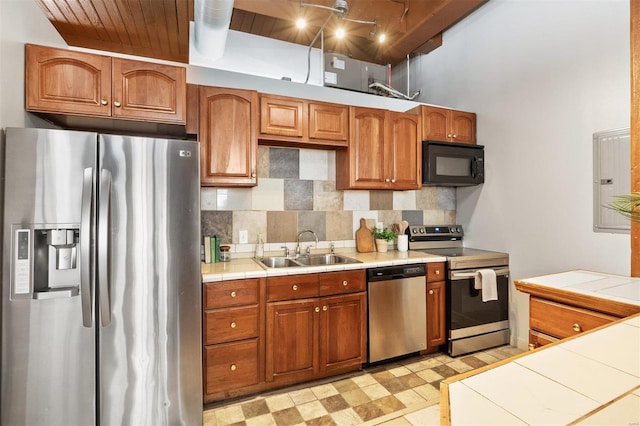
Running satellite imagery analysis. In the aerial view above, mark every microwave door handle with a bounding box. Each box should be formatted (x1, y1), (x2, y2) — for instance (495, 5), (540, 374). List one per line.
(471, 157), (477, 178)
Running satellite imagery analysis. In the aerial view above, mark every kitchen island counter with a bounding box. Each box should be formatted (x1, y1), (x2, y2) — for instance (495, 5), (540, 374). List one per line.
(442, 312), (640, 425)
(201, 250), (446, 283)
(442, 270), (640, 425)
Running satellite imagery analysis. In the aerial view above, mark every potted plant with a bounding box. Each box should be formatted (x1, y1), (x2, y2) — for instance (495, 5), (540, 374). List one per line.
(371, 227), (397, 253)
(608, 193), (640, 221)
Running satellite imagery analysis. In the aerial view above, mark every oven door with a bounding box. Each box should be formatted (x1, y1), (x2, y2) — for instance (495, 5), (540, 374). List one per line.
(447, 267), (509, 338)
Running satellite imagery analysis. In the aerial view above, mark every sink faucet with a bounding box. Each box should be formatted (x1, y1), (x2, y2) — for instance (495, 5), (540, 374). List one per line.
(296, 230), (319, 256)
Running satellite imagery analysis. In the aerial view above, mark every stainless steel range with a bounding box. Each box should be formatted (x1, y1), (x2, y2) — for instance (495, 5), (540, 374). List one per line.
(407, 225), (510, 356)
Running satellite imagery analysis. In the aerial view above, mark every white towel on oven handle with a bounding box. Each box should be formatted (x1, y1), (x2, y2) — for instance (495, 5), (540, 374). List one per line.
(474, 269), (498, 302)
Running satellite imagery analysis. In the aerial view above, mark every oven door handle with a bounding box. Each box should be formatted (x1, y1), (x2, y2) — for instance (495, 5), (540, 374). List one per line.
(451, 268), (510, 280)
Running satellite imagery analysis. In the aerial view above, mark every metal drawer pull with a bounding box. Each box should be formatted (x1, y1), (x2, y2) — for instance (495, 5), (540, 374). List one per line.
(230, 322), (237, 329)
(342, 280), (348, 286)
(114, 101), (121, 107)
(528, 344), (535, 351)
(572, 323), (582, 332)
(101, 99), (108, 105)
(315, 306), (320, 313)
(428, 289), (434, 295)
(435, 270), (440, 275)
(230, 364), (237, 371)
(292, 285), (298, 291)
(323, 305), (328, 311)
(230, 291), (237, 298)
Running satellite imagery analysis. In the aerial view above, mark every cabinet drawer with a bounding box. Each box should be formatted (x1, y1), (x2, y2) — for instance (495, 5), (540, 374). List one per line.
(528, 330), (559, 350)
(427, 262), (445, 282)
(204, 279), (259, 309)
(530, 297), (618, 339)
(267, 274), (318, 302)
(204, 339), (259, 394)
(319, 270), (365, 296)
(204, 305), (259, 344)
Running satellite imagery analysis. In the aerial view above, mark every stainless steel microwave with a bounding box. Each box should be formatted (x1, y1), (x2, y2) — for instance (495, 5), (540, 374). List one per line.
(422, 141), (484, 186)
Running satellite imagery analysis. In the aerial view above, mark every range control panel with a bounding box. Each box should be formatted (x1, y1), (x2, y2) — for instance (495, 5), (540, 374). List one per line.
(407, 224), (464, 241)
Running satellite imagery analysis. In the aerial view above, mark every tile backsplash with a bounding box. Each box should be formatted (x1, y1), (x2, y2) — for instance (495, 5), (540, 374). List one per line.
(201, 146), (455, 257)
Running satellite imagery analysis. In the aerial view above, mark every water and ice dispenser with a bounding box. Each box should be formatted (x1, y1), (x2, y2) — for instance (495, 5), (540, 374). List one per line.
(13, 226), (81, 299)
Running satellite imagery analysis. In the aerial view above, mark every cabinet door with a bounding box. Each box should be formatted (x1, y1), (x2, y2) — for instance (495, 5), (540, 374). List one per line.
(450, 111), (476, 144)
(344, 107), (388, 188)
(421, 105), (449, 142)
(25, 44), (111, 117)
(260, 95), (305, 138)
(426, 281), (446, 347)
(112, 58), (186, 124)
(199, 86), (258, 187)
(266, 299), (319, 383)
(320, 293), (366, 373)
(388, 112), (421, 189)
(309, 102), (348, 142)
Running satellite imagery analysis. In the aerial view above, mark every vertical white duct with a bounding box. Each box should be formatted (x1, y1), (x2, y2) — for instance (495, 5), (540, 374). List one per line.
(194, 0), (234, 60)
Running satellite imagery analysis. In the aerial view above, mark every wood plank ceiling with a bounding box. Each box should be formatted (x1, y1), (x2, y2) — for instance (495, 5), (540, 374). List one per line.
(34, 0), (488, 65)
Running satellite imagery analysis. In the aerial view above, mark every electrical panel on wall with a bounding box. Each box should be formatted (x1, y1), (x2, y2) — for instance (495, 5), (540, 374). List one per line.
(593, 128), (630, 233)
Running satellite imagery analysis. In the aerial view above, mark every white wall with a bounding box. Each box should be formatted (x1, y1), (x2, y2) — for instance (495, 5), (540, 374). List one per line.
(413, 0), (631, 348)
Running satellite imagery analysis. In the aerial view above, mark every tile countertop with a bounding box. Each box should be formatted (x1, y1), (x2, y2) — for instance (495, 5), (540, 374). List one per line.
(515, 269), (640, 306)
(442, 270), (640, 425)
(442, 313), (640, 425)
(201, 250), (446, 283)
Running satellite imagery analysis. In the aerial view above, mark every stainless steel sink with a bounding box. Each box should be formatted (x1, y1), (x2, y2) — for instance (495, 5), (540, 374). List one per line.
(294, 254), (361, 266)
(256, 254), (361, 268)
(259, 257), (301, 268)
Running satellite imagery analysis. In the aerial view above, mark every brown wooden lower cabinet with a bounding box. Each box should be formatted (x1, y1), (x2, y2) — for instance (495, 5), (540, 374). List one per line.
(426, 280), (446, 348)
(203, 271), (367, 403)
(265, 272), (367, 387)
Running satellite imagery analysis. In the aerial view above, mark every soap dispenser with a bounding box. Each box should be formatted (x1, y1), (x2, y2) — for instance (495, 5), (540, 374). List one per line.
(255, 234), (264, 259)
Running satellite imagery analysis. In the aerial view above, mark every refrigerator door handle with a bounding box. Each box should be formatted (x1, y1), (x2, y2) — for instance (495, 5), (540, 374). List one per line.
(98, 169), (112, 327)
(80, 168), (93, 327)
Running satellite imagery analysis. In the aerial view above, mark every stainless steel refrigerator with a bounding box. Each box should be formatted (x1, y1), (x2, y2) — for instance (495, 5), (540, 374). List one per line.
(1, 127), (202, 425)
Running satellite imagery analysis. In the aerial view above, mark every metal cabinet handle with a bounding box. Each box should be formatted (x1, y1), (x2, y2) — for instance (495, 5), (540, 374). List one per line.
(322, 305), (328, 311)
(101, 99), (108, 105)
(528, 343), (535, 351)
(452, 134), (457, 138)
(428, 289), (434, 295)
(447, 134), (452, 138)
(342, 280), (348, 286)
(385, 178), (390, 182)
(113, 101), (121, 107)
(230, 322), (237, 329)
(230, 291), (237, 298)
(572, 323), (581, 332)
(230, 364), (237, 371)
(251, 172), (257, 178)
(314, 306), (320, 313)
(435, 270), (440, 275)
(292, 284), (298, 291)
(391, 179), (396, 183)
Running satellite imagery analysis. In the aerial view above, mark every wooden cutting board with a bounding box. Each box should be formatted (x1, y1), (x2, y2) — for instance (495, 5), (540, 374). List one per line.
(355, 218), (375, 253)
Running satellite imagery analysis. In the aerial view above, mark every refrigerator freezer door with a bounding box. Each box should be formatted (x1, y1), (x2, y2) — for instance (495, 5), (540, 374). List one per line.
(1, 127), (97, 426)
(98, 135), (202, 425)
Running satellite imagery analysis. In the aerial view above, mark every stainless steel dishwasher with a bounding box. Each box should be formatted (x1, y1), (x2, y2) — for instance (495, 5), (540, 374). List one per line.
(367, 264), (427, 363)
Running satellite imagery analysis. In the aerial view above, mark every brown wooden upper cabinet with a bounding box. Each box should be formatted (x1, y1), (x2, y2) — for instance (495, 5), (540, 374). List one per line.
(409, 105), (476, 144)
(199, 86), (258, 187)
(336, 107), (421, 190)
(25, 44), (186, 125)
(259, 94), (348, 148)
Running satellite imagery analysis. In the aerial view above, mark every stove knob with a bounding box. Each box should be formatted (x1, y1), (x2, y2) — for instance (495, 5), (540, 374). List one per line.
(449, 227), (455, 233)
(420, 228), (425, 234)
(457, 226), (462, 233)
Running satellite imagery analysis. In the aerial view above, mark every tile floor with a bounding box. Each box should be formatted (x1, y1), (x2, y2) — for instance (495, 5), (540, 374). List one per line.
(203, 345), (525, 426)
